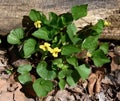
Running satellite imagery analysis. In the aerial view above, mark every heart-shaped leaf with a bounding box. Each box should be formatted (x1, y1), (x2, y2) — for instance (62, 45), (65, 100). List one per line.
(33, 78), (53, 97)
(36, 61), (56, 80)
(7, 28), (24, 44)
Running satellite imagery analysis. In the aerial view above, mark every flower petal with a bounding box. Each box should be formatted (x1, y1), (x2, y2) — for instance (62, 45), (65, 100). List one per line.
(39, 45), (46, 51)
(52, 52), (58, 57)
(34, 21), (42, 28)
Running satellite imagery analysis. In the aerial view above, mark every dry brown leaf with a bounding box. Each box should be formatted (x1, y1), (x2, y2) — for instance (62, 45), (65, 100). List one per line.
(54, 90), (75, 101)
(95, 69), (104, 93)
(12, 59), (30, 67)
(0, 92), (13, 101)
(14, 88), (27, 101)
(101, 76), (113, 85)
(95, 74), (103, 93)
(88, 68), (104, 95)
(111, 56), (120, 71)
(109, 51), (120, 71)
(0, 79), (8, 92)
(108, 51), (115, 57)
(0, 75), (35, 101)
(88, 73), (97, 95)
(114, 46), (120, 56)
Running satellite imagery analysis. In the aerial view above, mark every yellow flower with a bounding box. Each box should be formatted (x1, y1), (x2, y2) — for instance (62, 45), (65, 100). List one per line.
(34, 20), (42, 28)
(104, 20), (111, 26)
(87, 51), (92, 57)
(39, 43), (61, 57)
(47, 47), (53, 53)
(39, 42), (51, 51)
(51, 47), (61, 57)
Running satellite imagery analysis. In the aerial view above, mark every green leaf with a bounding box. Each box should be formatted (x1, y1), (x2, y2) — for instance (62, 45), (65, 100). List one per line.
(67, 23), (77, 35)
(67, 23), (80, 44)
(29, 9), (41, 21)
(67, 70), (80, 86)
(61, 12), (73, 25)
(61, 45), (80, 56)
(53, 58), (62, 65)
(23, 38), (37, 58)
(57, 17), (64, 28)
(49, 12), (58, 27)
(33, 78), (53, 97)
(53, 59), (69, 69)
(7, 28), (24, 44)
(36, 61), (56, 80)
(32, 28), (50, 41)
(76, 64), (91, 80)
(92, 19), (104, 34)
(59, 79), (66, 90)
(66, 76), (76, 86)
(92, 49), (110, 67)
(58, 69), (72, 79)
(66, 57), (78, 67)
(66, 69), (80, 86)
(99, 43), (109, 54)
(53, 58), (63, 68)
(82, 36), (98, 52)
(17, 64), (32, 74)
(18, 73), (32, 84)
(39, 12), (47, 23)
(71, 4), (88, 20)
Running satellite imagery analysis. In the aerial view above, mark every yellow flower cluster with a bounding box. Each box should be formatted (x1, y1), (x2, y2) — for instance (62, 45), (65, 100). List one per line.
(34, 20), (42, 28)
(104, 20), (111, 26)
(39, 42), (61, 57)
